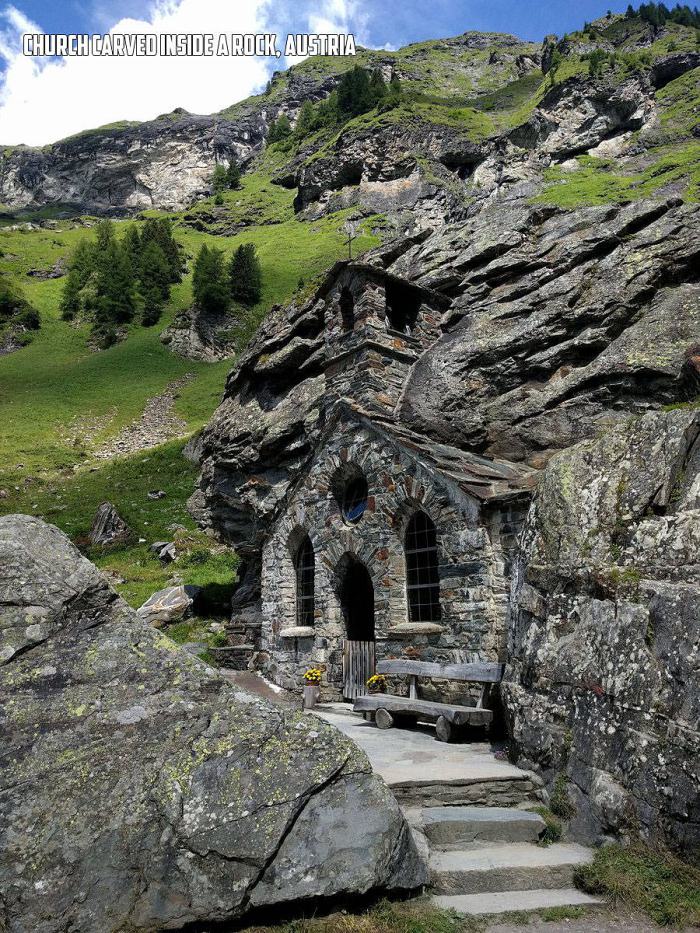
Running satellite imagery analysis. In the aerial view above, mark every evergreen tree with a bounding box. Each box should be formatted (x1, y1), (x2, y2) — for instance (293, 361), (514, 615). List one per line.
(70, 238), (96, 288)
(268, 113), (292, 143)
(368, 68), (387, 106)
(60, 268), (83, 321)
(192, 244), (229, 314)
(229, 243), (262, 307)
(141, 217), (181, 282)
(226, 158), (242, 189)
(140, 240), (171, 303)
(212, 162), (228, 194)
(94, 240), (136, 335)
(337, 66), (373, 116)
(548, 49), (563, 85)
(294, 100), (316, 138)
(122, 224), (142, 273)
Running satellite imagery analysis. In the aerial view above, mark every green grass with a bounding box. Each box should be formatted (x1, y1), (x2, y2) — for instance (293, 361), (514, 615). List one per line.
(235, 898), (482, 932)
(0, 205), (380, 487)
(533, 142), (700, 208)
(4, 438), (199, 604)
(576, 844), (700, 927)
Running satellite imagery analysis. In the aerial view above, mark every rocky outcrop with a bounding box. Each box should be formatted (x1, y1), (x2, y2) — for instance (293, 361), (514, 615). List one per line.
(160, 303), (239, 361)
(292, 72), (656, 223)
(0, 60), (341, 214)
(0, 110), (268, 213)
(394, 198), (700, 465)
(0, 515), (425, 932)
(502, 409), (700, 853)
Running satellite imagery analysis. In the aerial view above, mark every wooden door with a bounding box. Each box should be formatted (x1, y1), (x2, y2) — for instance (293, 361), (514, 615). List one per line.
(343, 640), (375, 701)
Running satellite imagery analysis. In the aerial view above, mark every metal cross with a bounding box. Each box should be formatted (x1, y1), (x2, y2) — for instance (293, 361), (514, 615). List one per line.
(344, 221), (358, 260)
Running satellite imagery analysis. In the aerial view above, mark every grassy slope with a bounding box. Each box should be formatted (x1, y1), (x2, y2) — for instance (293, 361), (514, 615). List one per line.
(0, 174), (380, 605)
(534, 20), (700, 207)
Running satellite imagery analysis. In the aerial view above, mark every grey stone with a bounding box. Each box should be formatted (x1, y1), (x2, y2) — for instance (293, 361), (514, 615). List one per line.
(0, 515), (425, 933)
(433, 889), (602, 915)
(88, 501), (132, 547)
(136, 583), (200, 625)
(429, 842), (593, 895)
(421, 806), (546, 846)
(502, 409), (700, 853)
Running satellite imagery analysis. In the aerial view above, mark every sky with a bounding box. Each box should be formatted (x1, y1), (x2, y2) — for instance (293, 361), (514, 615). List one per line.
(0, 0), (636, 146)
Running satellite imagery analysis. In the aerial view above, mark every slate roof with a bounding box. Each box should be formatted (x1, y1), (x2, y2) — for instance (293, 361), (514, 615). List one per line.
(335, 402), (538, 504)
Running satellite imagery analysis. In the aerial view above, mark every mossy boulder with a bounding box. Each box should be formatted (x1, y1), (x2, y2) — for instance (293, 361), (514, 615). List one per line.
(0, 515), (424, 933)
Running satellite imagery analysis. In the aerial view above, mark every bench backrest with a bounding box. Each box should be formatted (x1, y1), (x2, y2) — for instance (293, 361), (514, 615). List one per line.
(376, 659), (504, 683)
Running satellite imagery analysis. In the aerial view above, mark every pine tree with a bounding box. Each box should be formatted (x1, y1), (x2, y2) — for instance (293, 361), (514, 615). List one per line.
(122, 224), (142, 278)
(295, 100), (316, 138)
(94, 240), (136, 335)
(229, 243), (262, 306)
(192, 244), (229, 314)
(337, 66), (373, 116)
(140, 240), (171, 303)
(60, 268), (83, 320)
(212, 163), (228, 194)
(268, 113), (292, 143)
(141, 218), (181, 283)
(71, 238), (96, 288)
(226, 158), (242, 189)
(369, 68), (387, 106)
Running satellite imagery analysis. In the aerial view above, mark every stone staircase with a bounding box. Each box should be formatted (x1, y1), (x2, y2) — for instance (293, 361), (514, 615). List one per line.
(408, 805), (602, 917)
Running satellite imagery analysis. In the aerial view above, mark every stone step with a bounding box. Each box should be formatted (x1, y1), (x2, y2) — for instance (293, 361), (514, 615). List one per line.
(430, 842), (594, 895)
(422, 806), (546, 847)
(433, 888), (603, 916)
(391, 775), (542, 809)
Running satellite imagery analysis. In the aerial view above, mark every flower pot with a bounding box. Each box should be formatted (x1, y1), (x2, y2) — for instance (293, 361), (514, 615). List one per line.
(303, 685), (320, 710)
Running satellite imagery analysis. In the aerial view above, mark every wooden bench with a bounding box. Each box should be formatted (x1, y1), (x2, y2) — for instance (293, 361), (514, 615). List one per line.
(353, 659), (504, 742)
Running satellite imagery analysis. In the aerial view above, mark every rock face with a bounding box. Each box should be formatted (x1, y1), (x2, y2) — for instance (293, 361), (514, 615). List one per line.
(394, 198), (700, 464)
(0, 515), (425, 932)
(191, 198), (700, 603)
(502, 410), (700, 853)
(160, 303), (238, 361)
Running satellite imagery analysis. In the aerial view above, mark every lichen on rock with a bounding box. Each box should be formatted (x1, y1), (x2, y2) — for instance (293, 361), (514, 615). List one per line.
(0, 515), (425, 933)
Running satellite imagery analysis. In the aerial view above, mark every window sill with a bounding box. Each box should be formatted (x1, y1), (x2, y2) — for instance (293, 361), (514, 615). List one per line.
(279, 626), (315, 639)
(387, 622), (445, 637)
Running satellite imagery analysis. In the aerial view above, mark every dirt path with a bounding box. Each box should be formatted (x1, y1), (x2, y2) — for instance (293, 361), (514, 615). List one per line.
(92, 373), (195, 460)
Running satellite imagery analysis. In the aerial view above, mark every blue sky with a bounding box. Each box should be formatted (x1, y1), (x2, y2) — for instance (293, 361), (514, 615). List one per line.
(0, 0), (635, 146)
(8, 0), (633, 46)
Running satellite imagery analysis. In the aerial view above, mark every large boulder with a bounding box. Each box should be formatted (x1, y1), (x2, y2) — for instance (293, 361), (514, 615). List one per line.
(0, 515), (425, 933)
(502, 409), (700, 852)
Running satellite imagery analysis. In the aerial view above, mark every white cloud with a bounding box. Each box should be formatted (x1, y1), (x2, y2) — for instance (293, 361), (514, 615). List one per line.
(0, 0), (274, 146)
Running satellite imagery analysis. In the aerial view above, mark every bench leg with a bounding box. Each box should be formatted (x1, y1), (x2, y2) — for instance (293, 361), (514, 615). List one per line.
(363, 711), (376, 722)
(375, 708), (394, 730)
(435, 715), (454, 743)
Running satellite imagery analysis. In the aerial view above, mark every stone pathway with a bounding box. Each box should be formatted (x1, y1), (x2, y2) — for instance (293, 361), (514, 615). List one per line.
(311, 704), (601, 919)
(92, 374), (195, 460)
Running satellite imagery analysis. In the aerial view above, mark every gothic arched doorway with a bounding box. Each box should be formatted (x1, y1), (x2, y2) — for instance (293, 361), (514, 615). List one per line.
(336, 555), (375, 700)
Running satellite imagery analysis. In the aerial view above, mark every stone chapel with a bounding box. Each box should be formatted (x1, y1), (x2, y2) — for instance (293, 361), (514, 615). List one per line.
(257, 261), (537, 700)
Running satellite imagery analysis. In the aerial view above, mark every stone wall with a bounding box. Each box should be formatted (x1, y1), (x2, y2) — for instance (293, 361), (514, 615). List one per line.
(260, 412), (525, 700)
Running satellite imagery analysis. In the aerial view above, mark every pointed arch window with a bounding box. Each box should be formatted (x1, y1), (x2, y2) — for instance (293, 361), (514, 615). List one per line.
(405, 511), (441, 623)
(295, 534), (315, 626)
